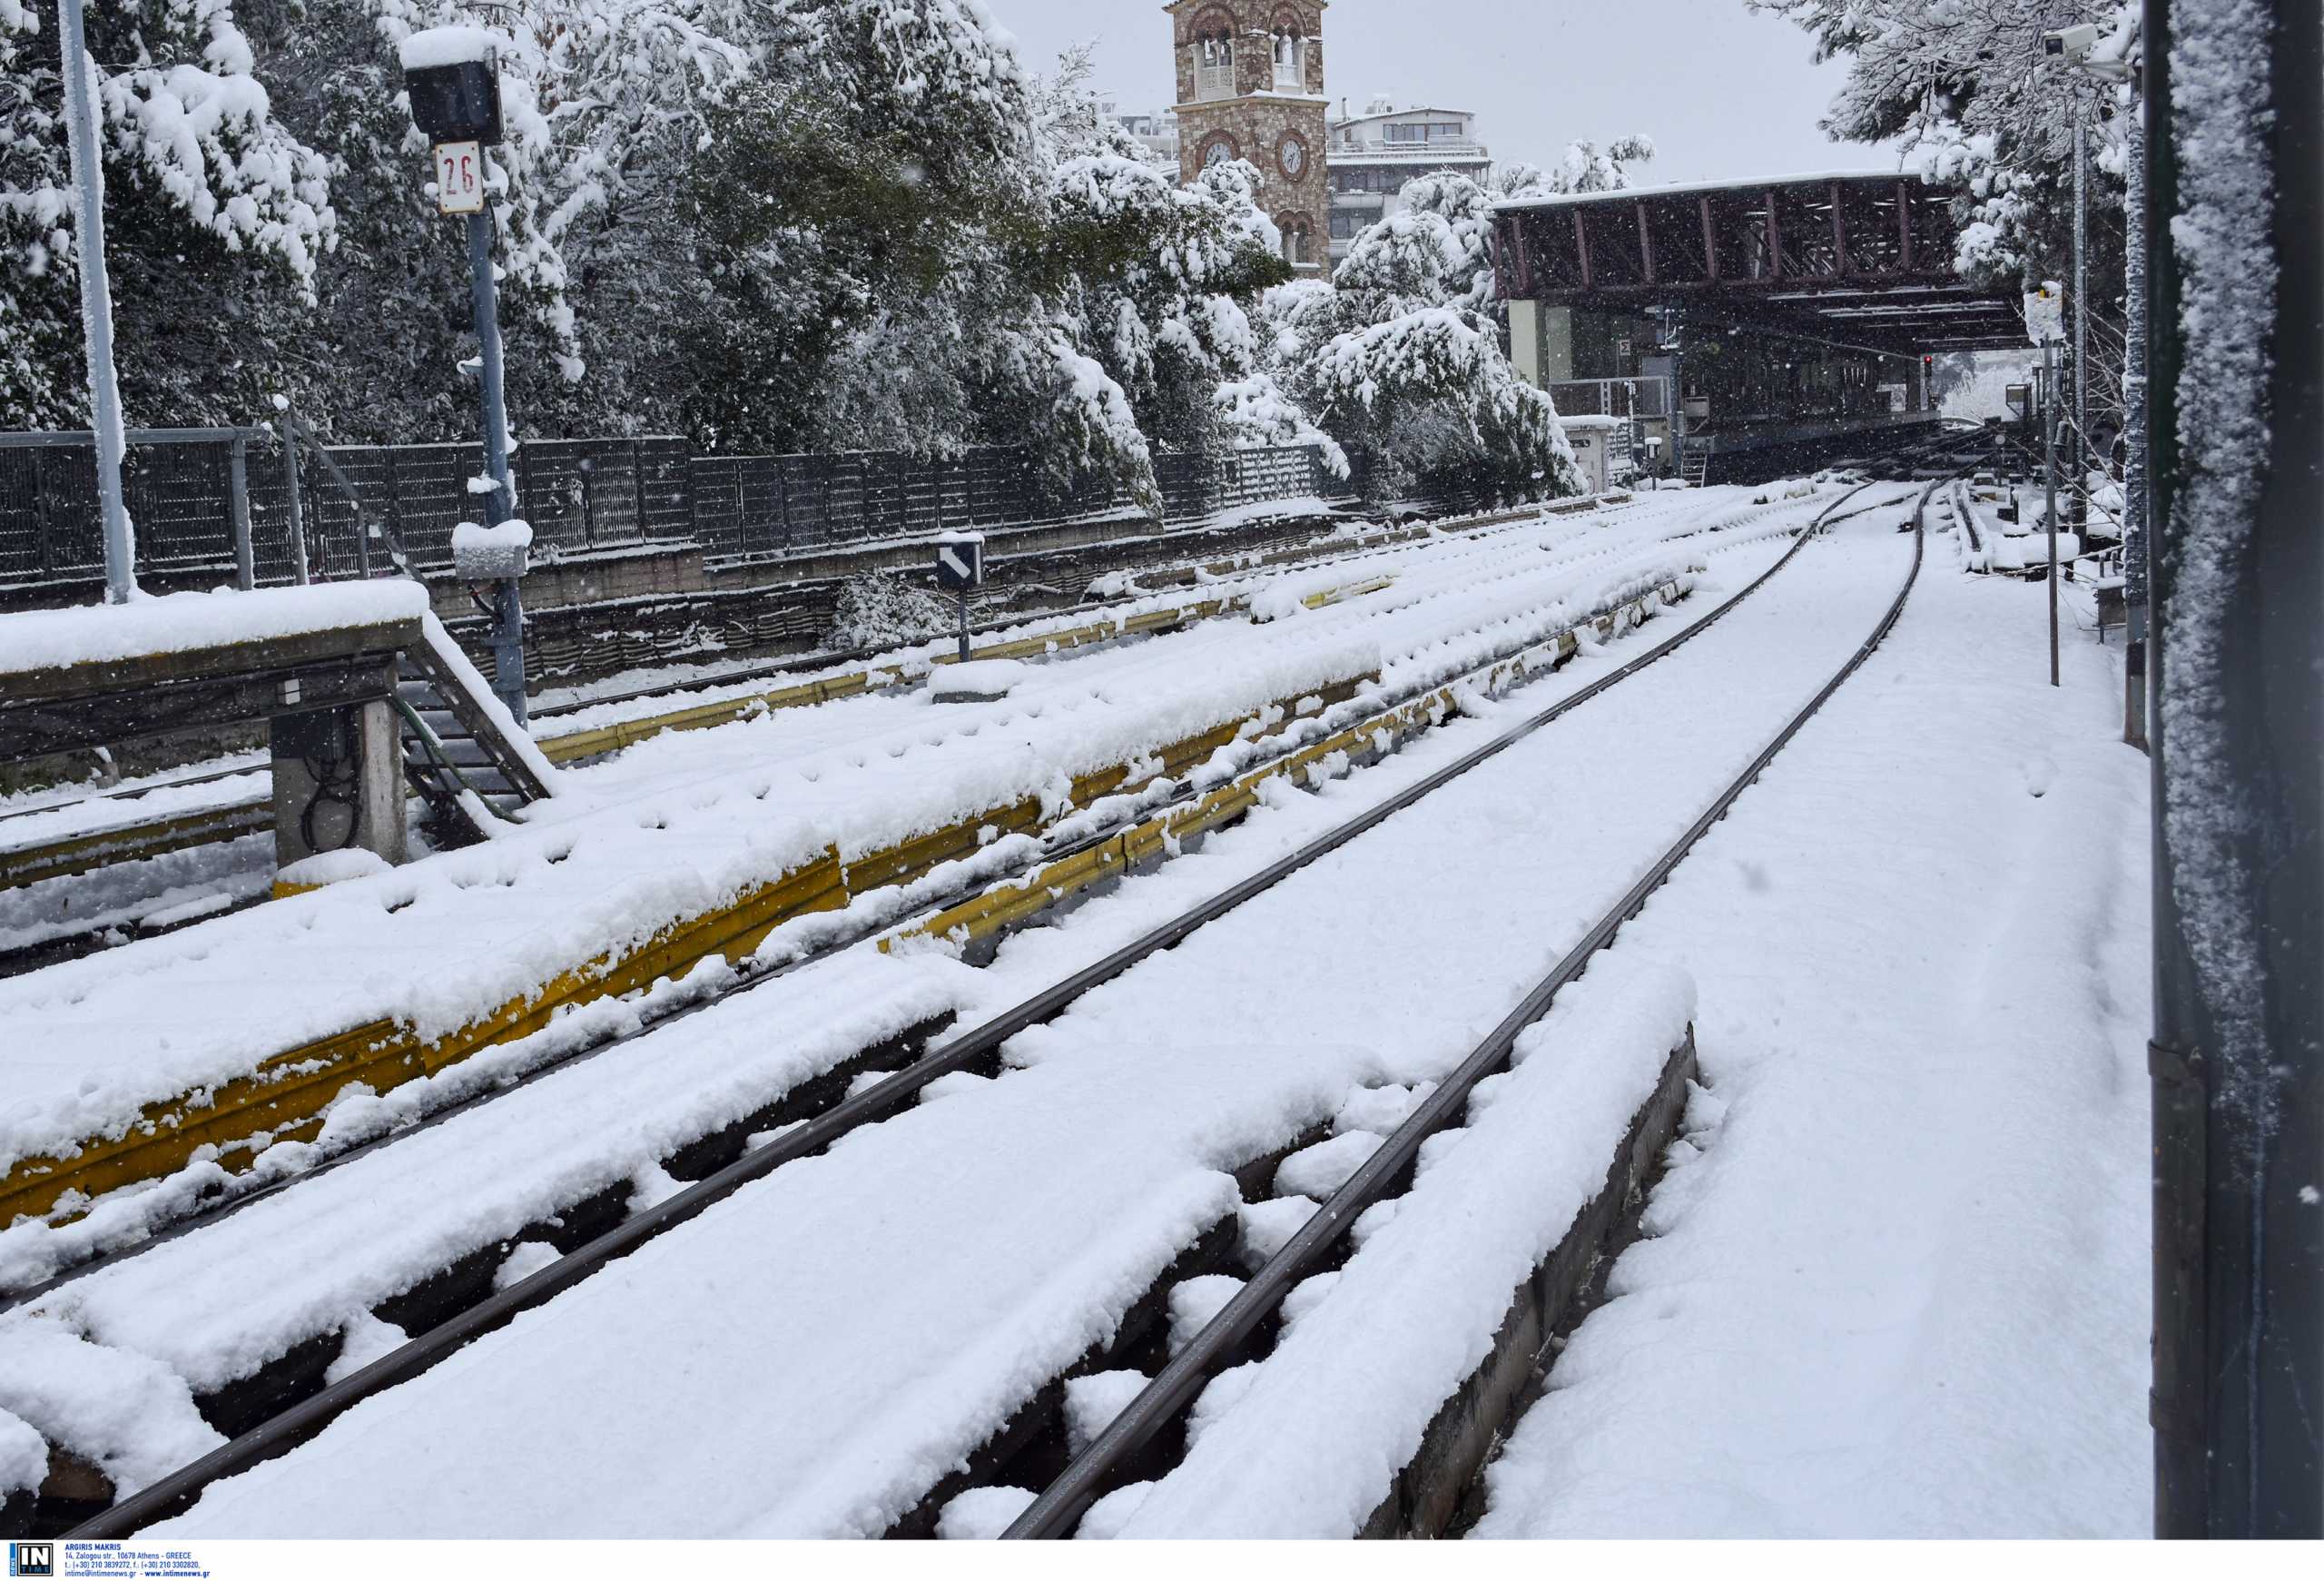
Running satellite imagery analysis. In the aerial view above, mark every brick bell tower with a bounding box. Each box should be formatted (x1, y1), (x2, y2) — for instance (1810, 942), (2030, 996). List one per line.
(1167, 1), (1330, 274)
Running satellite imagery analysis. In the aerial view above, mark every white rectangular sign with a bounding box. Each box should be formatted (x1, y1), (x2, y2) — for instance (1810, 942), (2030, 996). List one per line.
(2024, 282), (2064, 345)
(434, 140), (485, 215)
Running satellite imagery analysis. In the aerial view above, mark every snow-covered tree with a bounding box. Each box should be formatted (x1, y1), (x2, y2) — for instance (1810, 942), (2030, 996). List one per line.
(1506, 133), (1657, 200)
(1302, 306), (1580, 502)
(1243, 182), (1578, 507)
(1, 0), (333, 427)
(1751, 1), (2128, 282)
(1753, 0), (2132, 446)
(679, 13), (1172, 500)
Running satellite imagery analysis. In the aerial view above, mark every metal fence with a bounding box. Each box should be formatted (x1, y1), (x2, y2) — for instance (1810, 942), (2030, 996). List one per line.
(1545, 377), (1674, 420)
(0, 429), (1350, 598)
(0, 428), (278, 589)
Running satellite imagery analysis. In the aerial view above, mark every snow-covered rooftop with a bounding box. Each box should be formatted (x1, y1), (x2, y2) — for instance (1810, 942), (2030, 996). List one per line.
(1329, 105), (1477, 129)
(0, 582), (429, 677)
(1492, 167), (1915, 213)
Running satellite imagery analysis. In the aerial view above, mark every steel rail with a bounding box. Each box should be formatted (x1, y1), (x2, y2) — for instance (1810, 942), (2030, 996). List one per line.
(0, 497), (1598, 845)
(7, 489), (1832, 1309)
(66, 483), (1880, 1538)
(1001, 479), (1937, 1538)
(518, 498), (1592, 723)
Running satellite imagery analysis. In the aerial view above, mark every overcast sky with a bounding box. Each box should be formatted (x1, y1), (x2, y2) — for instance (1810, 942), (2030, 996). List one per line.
(986, 0), (1897, 185)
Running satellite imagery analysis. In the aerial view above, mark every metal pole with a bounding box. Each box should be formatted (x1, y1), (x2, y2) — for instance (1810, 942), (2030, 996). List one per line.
(468, 207), (527, 728)
(956, 590), (970, 664)
(279, 401), (310, 585)
(2148, 0), (2324, 1539)
(2122, 68), (2150, 748)
(56, 0), (134, 604)
(2073, 89), (2091, 528)
(227, 434), (253, 589)
(2044, 338), (2060, 687)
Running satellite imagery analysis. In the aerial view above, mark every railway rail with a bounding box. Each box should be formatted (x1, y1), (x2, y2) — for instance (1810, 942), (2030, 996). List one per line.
(0, 536), (1729, 1303)
(998, 477), (1936, 1538)
(0, 488), (1827, 1233)
(0, 493), (1626, 976)
(42, 479), (1908, 1540)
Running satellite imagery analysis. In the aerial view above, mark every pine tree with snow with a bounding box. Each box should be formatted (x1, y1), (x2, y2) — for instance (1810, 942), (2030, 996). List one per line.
(0, 0), (333, 428)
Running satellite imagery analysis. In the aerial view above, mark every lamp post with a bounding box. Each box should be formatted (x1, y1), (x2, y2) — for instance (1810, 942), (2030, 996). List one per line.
(2024, 281), (2064, 689)
(2043, 336), (2060, 687)
(2049, 25), (2142, 741)
(2072, 84), (2090, 528)
(56, 0), (134, 604)
(400, 27), (528, 727)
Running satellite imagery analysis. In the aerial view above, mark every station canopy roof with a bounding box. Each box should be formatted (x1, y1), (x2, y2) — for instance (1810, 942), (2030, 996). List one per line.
(1492, 172), (2030, 353)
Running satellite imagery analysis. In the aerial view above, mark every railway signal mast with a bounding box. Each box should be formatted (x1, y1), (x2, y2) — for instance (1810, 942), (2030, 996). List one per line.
(400, 27), (530, 727)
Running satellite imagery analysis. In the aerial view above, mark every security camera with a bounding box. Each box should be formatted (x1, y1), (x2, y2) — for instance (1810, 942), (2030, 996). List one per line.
(2043, 24), (2100, 61)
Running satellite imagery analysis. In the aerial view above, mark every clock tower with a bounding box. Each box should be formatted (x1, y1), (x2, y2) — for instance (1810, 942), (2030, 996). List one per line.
(1167, 1), (1330, 274)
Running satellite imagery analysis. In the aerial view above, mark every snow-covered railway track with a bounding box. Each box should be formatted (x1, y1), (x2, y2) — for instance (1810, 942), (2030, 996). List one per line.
(0, 507), (1812, 1292)
(0, 509), (1826, 1304)
(0, 491), (1821, 1240)
(991, 478), (1935, 1541)
(30, 484), (1889, 1540)
(0, 496), (1665, 971)
(2, 539), (1728, 1301)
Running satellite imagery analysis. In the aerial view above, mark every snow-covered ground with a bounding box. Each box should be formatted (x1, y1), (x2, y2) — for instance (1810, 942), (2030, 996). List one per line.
(1, 478), (2151, 1545)
(133, 506), (1903, 1537)
(0, 489), (1801, 1201)
(1474, 524), (2149, 1538)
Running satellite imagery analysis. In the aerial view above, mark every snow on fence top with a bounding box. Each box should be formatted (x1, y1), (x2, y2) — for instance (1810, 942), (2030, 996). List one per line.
(398, 26), (505, 71)
(1491, 168), (1912, 212)
(0, 581), (429, 677)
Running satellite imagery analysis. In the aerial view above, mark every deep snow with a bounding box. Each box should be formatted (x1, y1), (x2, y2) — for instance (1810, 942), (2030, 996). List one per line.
(1474, 523), (2151, 1538)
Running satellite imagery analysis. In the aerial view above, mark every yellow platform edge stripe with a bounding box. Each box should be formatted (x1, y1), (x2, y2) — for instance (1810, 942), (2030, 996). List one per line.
(0, 499), (1586, 892)
(0, 670), (1379, 1224)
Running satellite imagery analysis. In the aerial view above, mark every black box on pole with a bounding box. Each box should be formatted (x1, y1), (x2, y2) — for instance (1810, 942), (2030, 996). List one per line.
(404, 57), (503, 146)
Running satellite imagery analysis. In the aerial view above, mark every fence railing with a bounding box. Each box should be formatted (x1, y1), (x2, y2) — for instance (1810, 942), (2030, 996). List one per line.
(1547, 377), (1673, 420)
(0, 429), (1351, 598)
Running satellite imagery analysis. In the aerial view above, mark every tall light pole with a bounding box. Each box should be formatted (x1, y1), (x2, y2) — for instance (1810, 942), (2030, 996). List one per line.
(2052, 26), (2142, 741)
(2043, 336), (2060, 687)
(56, 0), (135, 604)
(2025, 280), (2064, 689)
(2071, 84), (2089, 527)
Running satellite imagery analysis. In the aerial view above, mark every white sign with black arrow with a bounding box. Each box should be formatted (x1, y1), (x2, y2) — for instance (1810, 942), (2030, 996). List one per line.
(934, 531), (984, 662)
(934, 532), (984, 591)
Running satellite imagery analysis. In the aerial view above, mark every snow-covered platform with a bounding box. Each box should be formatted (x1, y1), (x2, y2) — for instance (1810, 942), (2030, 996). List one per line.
(0, 585), (427, 764)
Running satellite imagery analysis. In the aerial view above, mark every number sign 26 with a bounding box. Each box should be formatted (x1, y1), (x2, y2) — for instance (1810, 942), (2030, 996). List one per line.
(435, 141), (485, 215)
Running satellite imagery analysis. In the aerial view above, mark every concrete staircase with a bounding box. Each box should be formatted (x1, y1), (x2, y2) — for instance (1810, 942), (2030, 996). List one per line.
(395, 620), (555, 840)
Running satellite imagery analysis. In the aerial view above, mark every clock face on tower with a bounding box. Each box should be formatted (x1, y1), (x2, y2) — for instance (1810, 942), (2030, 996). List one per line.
(1277, 132), (1308, 181)
(1201, 135), (1236, 171)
